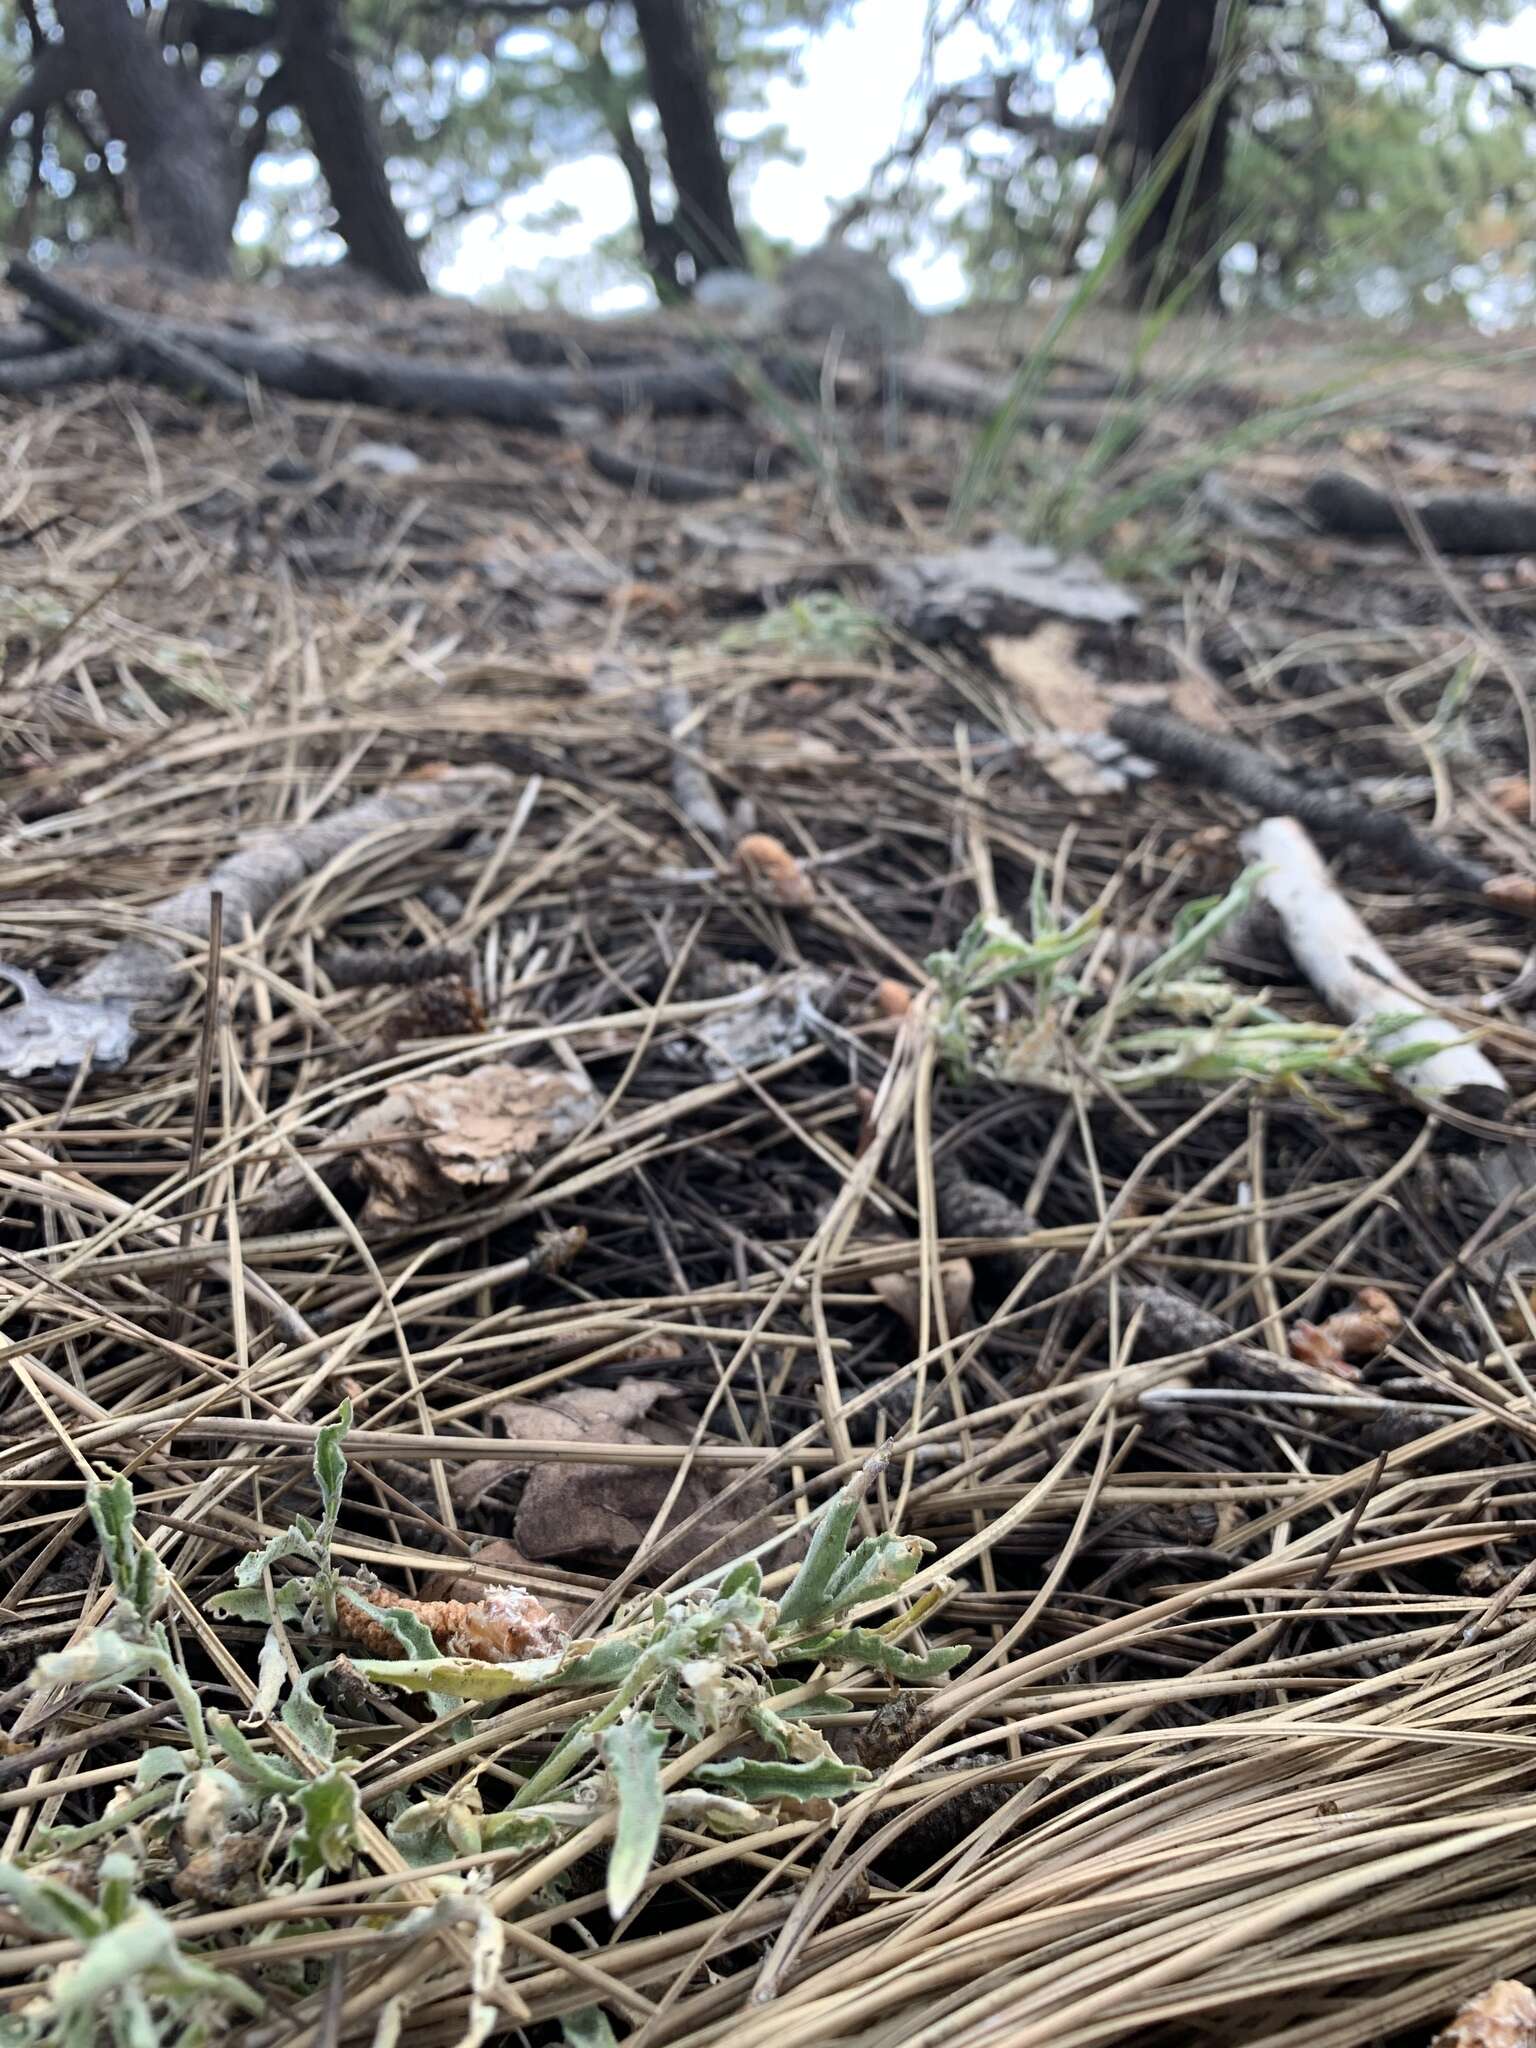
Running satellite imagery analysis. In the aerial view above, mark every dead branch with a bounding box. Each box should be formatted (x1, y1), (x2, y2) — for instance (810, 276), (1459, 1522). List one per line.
(0, 336), (123, 394)
(1242, 816), (1510, 1120)
(0, 322), (54, 361)
(1306, 470), (1536, 554)
(586, 442), (741, 502)
(1109, 706), (1493, 894)
(6, 257), (251, 406)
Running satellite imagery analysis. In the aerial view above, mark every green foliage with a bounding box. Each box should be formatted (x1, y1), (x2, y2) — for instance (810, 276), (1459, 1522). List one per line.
(720, 593), (881, 662)
(359, 1461), (965, 1918)
(925, 0), (1536, 325)
(26, 1447), (956, 2032)
(601, 1712), (669, 1918)
(925, 865), (1442, 1103)
(0, 1856), (262, 2048)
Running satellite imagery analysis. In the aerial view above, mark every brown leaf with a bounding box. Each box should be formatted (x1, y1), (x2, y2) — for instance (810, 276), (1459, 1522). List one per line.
(357, 1062), (598, 1224)
(870, 1257), (974, 1335)
(1430, 1980), (1536, 2048)
(171, 1830), (269, 1907)
(1490, 775), (1533, 820)
(1484, 875), (1536, 915)
(736, 832), (815, 908)
(1289, 1286), (1401, 1377)
(985, 623), (1109, 733)
(497, 1380), (782, 1577)
(336, 1577), (570, 1662)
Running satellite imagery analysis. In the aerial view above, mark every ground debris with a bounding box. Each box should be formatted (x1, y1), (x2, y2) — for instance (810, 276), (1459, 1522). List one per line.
(1430, 1981), (1536, 2048)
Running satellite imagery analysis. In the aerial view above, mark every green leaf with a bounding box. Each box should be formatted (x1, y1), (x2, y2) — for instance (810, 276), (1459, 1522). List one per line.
(87, 1476), (160, 1626)
(562, 2008), (619, 2048)
(719, 1558), (763, 1598)
(819, 1533), (925, 1618)
(208, 1711), (306, 1796)
(314, 1400), (352, 1544)
(281, 1666), (338, 1764)
(291, 1769), (359, 1879)
(691, 1756), (869, 1802)
(601, 1712), (667, 1921)
(251, 1628), (288, 1721)
(233, 1523), (318, 1590)
(205, 1580), (307, 1624)
(775, 1483), (862, 1633)
(134, 1746), (189, 1790)
(0, 1863), (106, 1941)
(357, 1635), (641, 1703)
(793, 1627), (969, 1680)
(32, 1627), (158, 1695)
(479, 1810), (559, 1854)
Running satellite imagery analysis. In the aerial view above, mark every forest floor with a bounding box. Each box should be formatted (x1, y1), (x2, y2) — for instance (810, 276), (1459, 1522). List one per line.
(3, 265), (1536, 2048)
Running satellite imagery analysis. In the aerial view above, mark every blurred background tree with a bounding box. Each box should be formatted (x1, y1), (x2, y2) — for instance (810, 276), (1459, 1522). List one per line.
(0, 0), (1532, 325)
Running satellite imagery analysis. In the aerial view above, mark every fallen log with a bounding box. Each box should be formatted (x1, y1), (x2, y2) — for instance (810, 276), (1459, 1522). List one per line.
(0, 337), (124, 395)
(7, 257), (251, 407)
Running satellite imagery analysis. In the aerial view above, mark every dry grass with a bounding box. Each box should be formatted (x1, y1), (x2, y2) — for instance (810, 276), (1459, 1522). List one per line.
(4, 283), (1536, 2048)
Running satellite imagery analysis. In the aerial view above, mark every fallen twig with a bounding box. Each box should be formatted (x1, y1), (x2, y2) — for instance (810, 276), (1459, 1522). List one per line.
(1242, 815), (1509, 1119)
(1110, 705), (1494, 894)
(1306, 470), (1536, 554)
(655, 681), (732, 844)
(586, 442), (742, 502)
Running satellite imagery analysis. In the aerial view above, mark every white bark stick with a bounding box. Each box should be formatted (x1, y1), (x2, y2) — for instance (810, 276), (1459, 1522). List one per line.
(1242, 815), (1507, 1118)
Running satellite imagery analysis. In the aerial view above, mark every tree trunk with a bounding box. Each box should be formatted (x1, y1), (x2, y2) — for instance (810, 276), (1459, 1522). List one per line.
(630, 0), (745, 280)
(55, 0), (237, 278)
(275, 0), (429, 297)
(585, 36), (684, 299)
(1092, 0), (1233, 306)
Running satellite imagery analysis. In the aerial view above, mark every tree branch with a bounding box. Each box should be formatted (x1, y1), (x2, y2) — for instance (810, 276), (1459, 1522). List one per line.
(1358, 0), (1536, 111)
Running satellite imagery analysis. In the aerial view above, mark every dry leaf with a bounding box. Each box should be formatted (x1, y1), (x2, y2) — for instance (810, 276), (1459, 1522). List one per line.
(679, 966), (833, 1081)
(985, 623), (1110, 733)
(495, 1380), (783, 1577)
(1290, 1286), (1401, 1377)
(881, 534), (1139, 639)
(736, 832), (815, 907)
(1027, 733), (1127, 798)
(1167, 669), (1228, 732)
(872, 978), (914, 1019)
(336, 1577), (570, 1662)
(420, 1540), (584, 1630)
(1490, 776), (1532, 820)
(356, 1062), (598, 1224)
(1430, 1980), (1536, 2048)
(1484, 875), (1536, 915)
(871, 1257), (974, 1335)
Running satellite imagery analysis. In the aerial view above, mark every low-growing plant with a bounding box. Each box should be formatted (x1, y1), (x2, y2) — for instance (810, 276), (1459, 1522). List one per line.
(14, 1439), (964, 2039)
(926, 865), (1446, 1104)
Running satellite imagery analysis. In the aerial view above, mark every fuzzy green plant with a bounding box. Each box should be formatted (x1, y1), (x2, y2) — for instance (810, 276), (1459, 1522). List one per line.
(14, 1441), (962, 2042)
(354, 1457), (966, 1921)
(720, 591), (880, 661)
(926, 865), (1446, 1105)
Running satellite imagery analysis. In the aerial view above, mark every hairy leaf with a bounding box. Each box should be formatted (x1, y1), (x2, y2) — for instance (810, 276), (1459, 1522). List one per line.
(601, 1712), (668, 1920)
(292, 1769), (360, 1879)
(691, 1756), (869, 1801)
